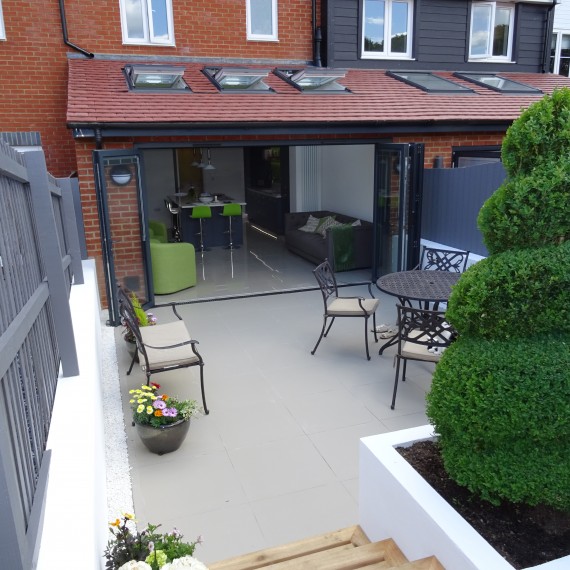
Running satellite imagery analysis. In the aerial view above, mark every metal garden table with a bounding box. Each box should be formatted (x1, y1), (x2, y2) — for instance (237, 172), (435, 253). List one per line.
(375, 270), (460, 354)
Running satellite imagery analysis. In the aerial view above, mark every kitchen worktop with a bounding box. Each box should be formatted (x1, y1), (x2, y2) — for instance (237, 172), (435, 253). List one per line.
(170, 194), (246, 208)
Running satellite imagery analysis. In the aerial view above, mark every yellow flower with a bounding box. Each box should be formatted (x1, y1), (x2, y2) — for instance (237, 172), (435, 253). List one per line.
(142, 386), (152, 391)
(110, 518), (120, 527)
(146, 406), (153, 414)
(123, 513), (135, 520)
(128, 390), (135, 394)
(137, 399), (146, 404)
(137, 404), (144, 413)
(129, 399), (135, 404)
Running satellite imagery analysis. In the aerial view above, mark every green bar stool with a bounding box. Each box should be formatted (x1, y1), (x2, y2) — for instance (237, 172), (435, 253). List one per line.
(191, 205), (212, 252)
(220, 203), (242, 249)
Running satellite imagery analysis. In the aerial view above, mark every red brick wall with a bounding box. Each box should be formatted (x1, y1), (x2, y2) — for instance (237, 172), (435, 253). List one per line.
(393, 132), (506, 169)
(66, 0), (315, 61)
(0, 0), (316, 177)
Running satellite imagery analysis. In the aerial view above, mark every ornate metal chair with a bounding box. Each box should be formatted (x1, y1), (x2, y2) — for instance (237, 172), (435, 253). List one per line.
(118, 287), (209, 414)
(391, 304), (457, 410)
(311, 259), (379, 360)
(419, 246), (470, 273)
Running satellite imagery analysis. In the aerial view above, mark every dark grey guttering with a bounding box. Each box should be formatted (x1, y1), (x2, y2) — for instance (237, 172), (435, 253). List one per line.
(70, 120), (514, 140)
(59, 0), (94, 58)
(312, 0), (322, 67)
(542, 0), (559, 73)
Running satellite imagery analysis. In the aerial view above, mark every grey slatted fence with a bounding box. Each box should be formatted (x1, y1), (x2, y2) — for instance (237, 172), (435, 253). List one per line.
(422, 161), (506, 256)
(0, 140), (83, 569)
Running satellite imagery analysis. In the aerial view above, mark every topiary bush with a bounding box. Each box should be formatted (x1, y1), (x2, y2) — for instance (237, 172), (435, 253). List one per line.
(501, 87), (570, 178)
(427, 334), (570, 510)
(445, 242), (570, 338)
(478, 160), (570, 254)
(427, 88), (570, 513)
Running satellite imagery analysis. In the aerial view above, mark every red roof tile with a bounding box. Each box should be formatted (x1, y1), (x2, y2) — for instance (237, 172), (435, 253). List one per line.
(67, 59), (570, 127)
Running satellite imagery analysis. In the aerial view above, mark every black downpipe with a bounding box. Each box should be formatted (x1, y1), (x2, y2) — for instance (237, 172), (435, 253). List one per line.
(542, 0), (559, 73)
(312, 0), (322, 67)
(59, 0), (94, 58)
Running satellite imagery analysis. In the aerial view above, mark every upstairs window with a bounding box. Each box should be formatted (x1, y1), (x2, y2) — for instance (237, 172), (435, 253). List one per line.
(119, 0), (174, 46)
(362, 0), (413, 59)
(550, 32), (570, 76)
(0, 0), (5, 40)
(469, 2), (514, 61)
(247, 0), (278, 41)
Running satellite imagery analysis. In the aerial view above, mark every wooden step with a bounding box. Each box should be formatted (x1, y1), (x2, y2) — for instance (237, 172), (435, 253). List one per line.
(208, 526), (411, 570)
(396, 556), (445, 570)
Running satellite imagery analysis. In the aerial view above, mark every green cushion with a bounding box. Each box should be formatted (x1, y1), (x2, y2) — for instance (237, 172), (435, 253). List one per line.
(315, 215), (338, 237)
(149, 220), (168, 243)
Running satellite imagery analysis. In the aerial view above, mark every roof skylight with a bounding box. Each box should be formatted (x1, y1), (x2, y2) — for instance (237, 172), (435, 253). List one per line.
(274, 68), (349, 92)
(453, 73), (542, 94)
(387, 71), (473, 93)
(203, 67), (272, 92)
(124, 64), (189, 90)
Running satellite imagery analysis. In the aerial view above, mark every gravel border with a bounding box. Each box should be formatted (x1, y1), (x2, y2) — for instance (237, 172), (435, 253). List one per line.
(100, 313), (135, 522)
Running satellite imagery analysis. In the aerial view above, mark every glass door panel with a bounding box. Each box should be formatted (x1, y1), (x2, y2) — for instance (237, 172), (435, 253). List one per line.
(94, 151), (152, 325)
(372, 143), (423, 280)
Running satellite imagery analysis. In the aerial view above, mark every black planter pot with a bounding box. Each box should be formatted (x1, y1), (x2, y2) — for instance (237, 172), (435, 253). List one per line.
(124, 337), (139, 363)
(135, 419), (190, 455)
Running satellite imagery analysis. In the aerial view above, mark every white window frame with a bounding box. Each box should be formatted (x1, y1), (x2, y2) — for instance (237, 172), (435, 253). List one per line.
(361, 0), (414, 60)
(551, 31), (570, 76)
(119, 0), (175, 46)
(0, 0), (6, 41)
(246, 0), (278, 41)
(469, 1), (515, 62)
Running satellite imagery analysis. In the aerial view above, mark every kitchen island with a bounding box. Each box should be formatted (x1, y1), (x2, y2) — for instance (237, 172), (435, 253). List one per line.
(170, 194), (246, 248)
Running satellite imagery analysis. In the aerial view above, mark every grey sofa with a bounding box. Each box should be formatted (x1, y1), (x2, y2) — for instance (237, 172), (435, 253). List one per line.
(284, 211), (373, 271)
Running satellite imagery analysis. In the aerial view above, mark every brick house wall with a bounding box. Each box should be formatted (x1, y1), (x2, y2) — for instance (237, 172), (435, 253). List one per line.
(0, 0), (317, 177)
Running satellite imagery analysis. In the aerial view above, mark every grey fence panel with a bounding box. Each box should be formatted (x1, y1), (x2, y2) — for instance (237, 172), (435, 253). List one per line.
(0, 138), (82, 568)
(69, 177), (88, 260)
(422, 162), (506, 256)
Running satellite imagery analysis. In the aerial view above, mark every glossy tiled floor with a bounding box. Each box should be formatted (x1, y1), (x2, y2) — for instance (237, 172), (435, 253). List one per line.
(115, 226), (435, 565)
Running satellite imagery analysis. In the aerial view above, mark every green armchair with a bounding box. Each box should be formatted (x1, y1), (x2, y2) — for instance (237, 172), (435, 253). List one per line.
(149, 220), (168, 243)
(150, 241), (197, 294)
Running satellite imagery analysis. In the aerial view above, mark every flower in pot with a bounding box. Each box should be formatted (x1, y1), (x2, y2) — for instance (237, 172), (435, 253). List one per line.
(129, 384), (200, 454)
(122, 292), (157, 359)
(104, 513), (207, 570)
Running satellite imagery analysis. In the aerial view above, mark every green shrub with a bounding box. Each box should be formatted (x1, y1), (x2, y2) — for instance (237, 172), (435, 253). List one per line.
(501, 88), (570, 177)
(426, 334), (570, 511)
(445, 242), (570, 338)
(478, 160), (570, 255)
(428, 86), (570, 514)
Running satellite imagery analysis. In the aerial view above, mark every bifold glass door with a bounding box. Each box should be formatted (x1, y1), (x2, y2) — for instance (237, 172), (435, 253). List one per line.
(93, 150), (153, 325)
(372, 143), (423, 279)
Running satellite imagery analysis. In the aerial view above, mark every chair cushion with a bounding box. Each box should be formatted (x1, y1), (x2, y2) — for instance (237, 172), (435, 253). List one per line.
(328, 297), (379, 316)
(139, 320), (200, 369)
(401, 328), (446, 362)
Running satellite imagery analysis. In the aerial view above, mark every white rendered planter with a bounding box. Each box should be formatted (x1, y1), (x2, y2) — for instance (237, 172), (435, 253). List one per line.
(359, 425), (570, 570)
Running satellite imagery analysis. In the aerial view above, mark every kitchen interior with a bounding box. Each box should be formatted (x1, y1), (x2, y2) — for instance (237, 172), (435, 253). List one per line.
(143, 145), (290, 241)
(140, 143), (376, 297)
(142, 143), (375, 242)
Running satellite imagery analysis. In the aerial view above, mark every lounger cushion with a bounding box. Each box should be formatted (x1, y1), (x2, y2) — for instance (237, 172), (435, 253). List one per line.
(140, 321), (200, 369)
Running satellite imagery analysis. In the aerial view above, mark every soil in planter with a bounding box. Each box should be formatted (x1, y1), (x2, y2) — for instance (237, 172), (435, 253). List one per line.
(397, 441), (570, 569)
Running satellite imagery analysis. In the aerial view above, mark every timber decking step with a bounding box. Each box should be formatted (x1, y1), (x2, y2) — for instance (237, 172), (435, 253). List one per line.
(208, 525), (444, 570)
